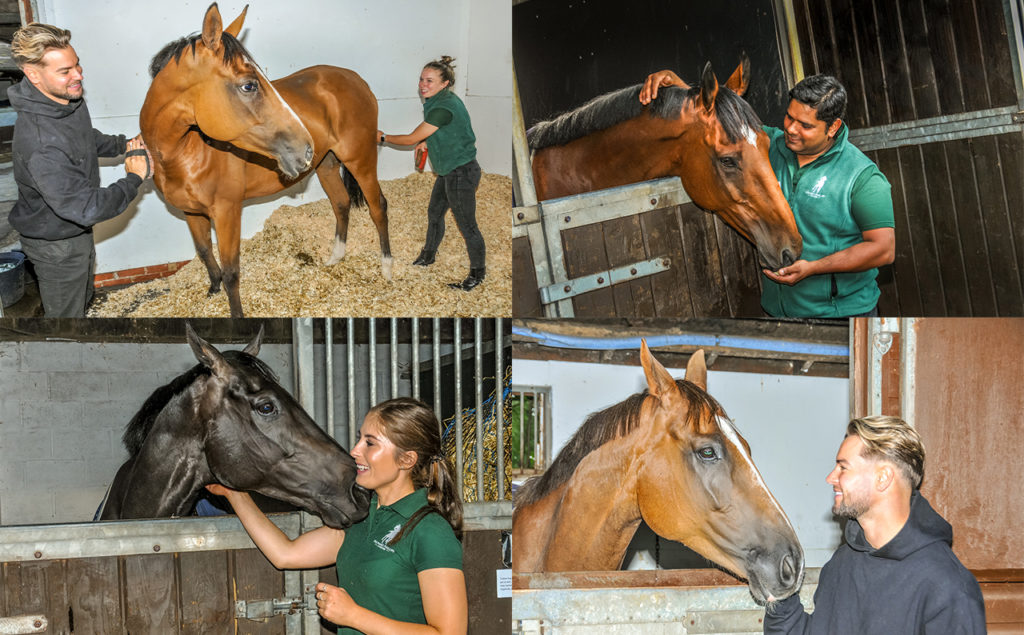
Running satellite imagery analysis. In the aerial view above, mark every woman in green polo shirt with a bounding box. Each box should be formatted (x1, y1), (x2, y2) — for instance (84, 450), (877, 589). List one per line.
(207, 398), (467, 634)
(377, 55), (486, 292)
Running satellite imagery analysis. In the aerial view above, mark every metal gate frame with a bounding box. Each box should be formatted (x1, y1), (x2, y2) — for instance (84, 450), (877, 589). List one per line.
(513, 71), (685, 318)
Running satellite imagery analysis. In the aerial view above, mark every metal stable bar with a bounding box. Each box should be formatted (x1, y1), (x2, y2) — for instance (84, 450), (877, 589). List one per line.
(433, 318), (442, 436)
(849, 105), (1024, 152)
(474, 319), (485, 502)
(412, 318), (421, 400)
(391, 318), (399, 399)
(454, 320), (464, 497)
(369, 319), (378, 406)
(0, 515), (304, 562)
(326, 319), (335, 439)
(495, 324), (506, 500)
(900, 318), (918, 428)
(347, 318), (357, 449)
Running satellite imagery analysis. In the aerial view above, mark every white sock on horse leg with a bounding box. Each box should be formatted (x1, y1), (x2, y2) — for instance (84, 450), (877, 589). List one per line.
(327, 236), (346, 265)
(381, 255), (394, 281)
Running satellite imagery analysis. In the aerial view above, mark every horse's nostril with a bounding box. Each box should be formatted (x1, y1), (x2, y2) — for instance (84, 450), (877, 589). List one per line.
(781, 249), (795, 268)
(780, 554), (796, 585)
(305, 144), (313, 163)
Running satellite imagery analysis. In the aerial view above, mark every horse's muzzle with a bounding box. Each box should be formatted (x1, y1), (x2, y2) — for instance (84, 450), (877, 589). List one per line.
(274, 135), (314, 179)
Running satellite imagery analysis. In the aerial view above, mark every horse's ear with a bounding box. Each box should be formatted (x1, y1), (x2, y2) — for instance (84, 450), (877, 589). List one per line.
(224, 5), (248, 38)
(186, 322), (229, 374)
(685, 350), (708, 391)
(699, 61), (719, 113)
(201, 2), (224, 52)
(725, 53), (750, 97)
(242, 323), (264, 357)
(640, 340), (678, 401)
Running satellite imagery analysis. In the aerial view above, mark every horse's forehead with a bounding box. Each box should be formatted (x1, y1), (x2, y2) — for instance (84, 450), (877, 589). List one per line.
(705, 117), (760, 152)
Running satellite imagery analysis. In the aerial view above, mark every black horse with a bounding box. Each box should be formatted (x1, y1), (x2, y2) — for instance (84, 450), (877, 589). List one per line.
(98, 323), (371, 528)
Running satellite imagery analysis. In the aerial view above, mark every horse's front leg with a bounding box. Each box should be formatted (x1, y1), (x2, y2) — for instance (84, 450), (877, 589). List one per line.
(184, 213), (223, 295)
(210, 204), (245, 317)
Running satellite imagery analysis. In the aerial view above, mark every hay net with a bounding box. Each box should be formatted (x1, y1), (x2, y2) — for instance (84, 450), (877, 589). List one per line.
(441, 367), (513, 502)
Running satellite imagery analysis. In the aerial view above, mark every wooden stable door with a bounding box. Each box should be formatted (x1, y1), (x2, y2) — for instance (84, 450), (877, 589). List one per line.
(852, 318), (1024, 632)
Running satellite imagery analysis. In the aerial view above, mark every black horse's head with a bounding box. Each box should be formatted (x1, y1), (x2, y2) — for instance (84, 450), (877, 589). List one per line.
(184, 323), (371, 528)
(100, 324), (370, 527)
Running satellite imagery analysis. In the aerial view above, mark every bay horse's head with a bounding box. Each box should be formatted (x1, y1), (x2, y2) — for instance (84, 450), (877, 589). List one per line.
(144, 3), (314, 178)
(635, 342), (803, 604)
(184, 323), (371, 528)
(679, 58), (802, 270)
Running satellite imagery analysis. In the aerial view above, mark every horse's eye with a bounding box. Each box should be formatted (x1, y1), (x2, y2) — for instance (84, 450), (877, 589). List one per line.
(255, 401), (276, 416)
(240, 81), (258, 94)
(697, 446), (718, 461)
(718, 156), (739, 170)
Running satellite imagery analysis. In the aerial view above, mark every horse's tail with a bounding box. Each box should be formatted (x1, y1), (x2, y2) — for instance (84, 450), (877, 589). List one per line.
(342, 168), (388, 213)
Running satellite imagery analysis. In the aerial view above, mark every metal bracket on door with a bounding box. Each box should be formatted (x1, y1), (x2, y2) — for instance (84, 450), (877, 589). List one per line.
(235, 583), (317, 619)
(0, 615), (48, 634)
(538, 257), (671, 304)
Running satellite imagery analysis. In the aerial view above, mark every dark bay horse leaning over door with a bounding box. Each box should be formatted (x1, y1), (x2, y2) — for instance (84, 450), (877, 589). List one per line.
(529, 57), (801, 272)
(513, 343), (804, 605)
(141, 4), (391, 317)
(99, 323), (371, 528)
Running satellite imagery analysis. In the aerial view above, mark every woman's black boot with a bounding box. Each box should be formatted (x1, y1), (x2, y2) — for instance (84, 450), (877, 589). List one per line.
(412, 249), (436, 266)
(448, 267), (485, 291)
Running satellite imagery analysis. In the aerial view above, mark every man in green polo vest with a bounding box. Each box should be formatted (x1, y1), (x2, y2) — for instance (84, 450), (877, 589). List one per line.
(640, 72), (895, 317)
(759, 75), (894, 318)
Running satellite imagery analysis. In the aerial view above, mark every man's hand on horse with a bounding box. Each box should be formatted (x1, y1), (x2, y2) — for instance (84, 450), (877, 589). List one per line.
(763, 259), (816, 286)
(639, 70), (685, 105)
(125, 134), (154, 180)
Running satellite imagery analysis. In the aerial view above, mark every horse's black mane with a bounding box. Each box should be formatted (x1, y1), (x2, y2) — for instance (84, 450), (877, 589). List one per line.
(122, 351), (279, 455)
(526, 82), (763, 150)
(149, 31), (254, 79)
(515, 379), (723, 506)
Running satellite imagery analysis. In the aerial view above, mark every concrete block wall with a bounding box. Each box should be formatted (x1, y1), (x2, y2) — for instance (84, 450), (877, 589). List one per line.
(0, 339), (293, 526)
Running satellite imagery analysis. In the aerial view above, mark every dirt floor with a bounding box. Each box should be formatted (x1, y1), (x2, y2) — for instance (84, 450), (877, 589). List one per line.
(88, 172), (511, 317)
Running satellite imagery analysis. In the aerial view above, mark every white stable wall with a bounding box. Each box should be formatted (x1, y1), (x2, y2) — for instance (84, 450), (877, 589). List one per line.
(31, 0), (511, 274)
(512, 357), (849, 568)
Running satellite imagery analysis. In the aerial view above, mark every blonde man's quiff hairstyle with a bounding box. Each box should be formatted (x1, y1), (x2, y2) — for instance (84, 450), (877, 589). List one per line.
(10, 23), (72, 68)
(846, 415), (925, 489)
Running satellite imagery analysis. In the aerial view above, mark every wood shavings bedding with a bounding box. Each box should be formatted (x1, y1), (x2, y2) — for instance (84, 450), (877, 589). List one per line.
(89, 172), (512, 317)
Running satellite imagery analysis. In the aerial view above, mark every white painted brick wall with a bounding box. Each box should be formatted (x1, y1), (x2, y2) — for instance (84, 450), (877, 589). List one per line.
(0, 339), (294, 525)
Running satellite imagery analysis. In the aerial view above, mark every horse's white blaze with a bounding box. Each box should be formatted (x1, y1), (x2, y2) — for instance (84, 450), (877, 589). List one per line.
(247, 60), (310, 137)
(741, 124), (757, 148)
(716, 415), (793, 530)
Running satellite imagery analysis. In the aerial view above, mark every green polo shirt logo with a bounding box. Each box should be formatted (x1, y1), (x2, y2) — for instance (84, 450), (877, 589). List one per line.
(375, 524), (402, 552)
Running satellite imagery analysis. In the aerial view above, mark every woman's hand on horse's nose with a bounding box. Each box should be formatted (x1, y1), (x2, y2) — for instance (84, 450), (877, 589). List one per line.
(205, 483), (233, 496)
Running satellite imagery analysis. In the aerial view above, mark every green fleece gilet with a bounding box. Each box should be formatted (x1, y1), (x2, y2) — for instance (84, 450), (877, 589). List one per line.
(761, 124), (894, 317)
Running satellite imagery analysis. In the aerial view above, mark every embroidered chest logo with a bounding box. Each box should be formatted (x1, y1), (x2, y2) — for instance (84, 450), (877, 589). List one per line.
(374, 523), (403, 553)
(806, 176), (828, 199)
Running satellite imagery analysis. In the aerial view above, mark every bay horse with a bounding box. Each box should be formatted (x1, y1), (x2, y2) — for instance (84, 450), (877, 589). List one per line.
(98, 323), (371, 528)
(513, 342), (804, 605)
(528, 57), (801, 272)
(141, 3), (391, 317)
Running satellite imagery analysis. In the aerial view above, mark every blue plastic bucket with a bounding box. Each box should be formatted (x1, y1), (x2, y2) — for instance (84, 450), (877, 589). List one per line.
(0, 251), (26, 308)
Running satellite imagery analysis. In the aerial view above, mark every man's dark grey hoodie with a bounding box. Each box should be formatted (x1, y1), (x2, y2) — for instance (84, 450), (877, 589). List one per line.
(8, 76), (141, 240)
(764, 491), (986, 634)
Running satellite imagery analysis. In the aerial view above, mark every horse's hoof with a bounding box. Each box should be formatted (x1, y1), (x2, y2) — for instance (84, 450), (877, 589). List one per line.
(207, 286), (220, 296)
